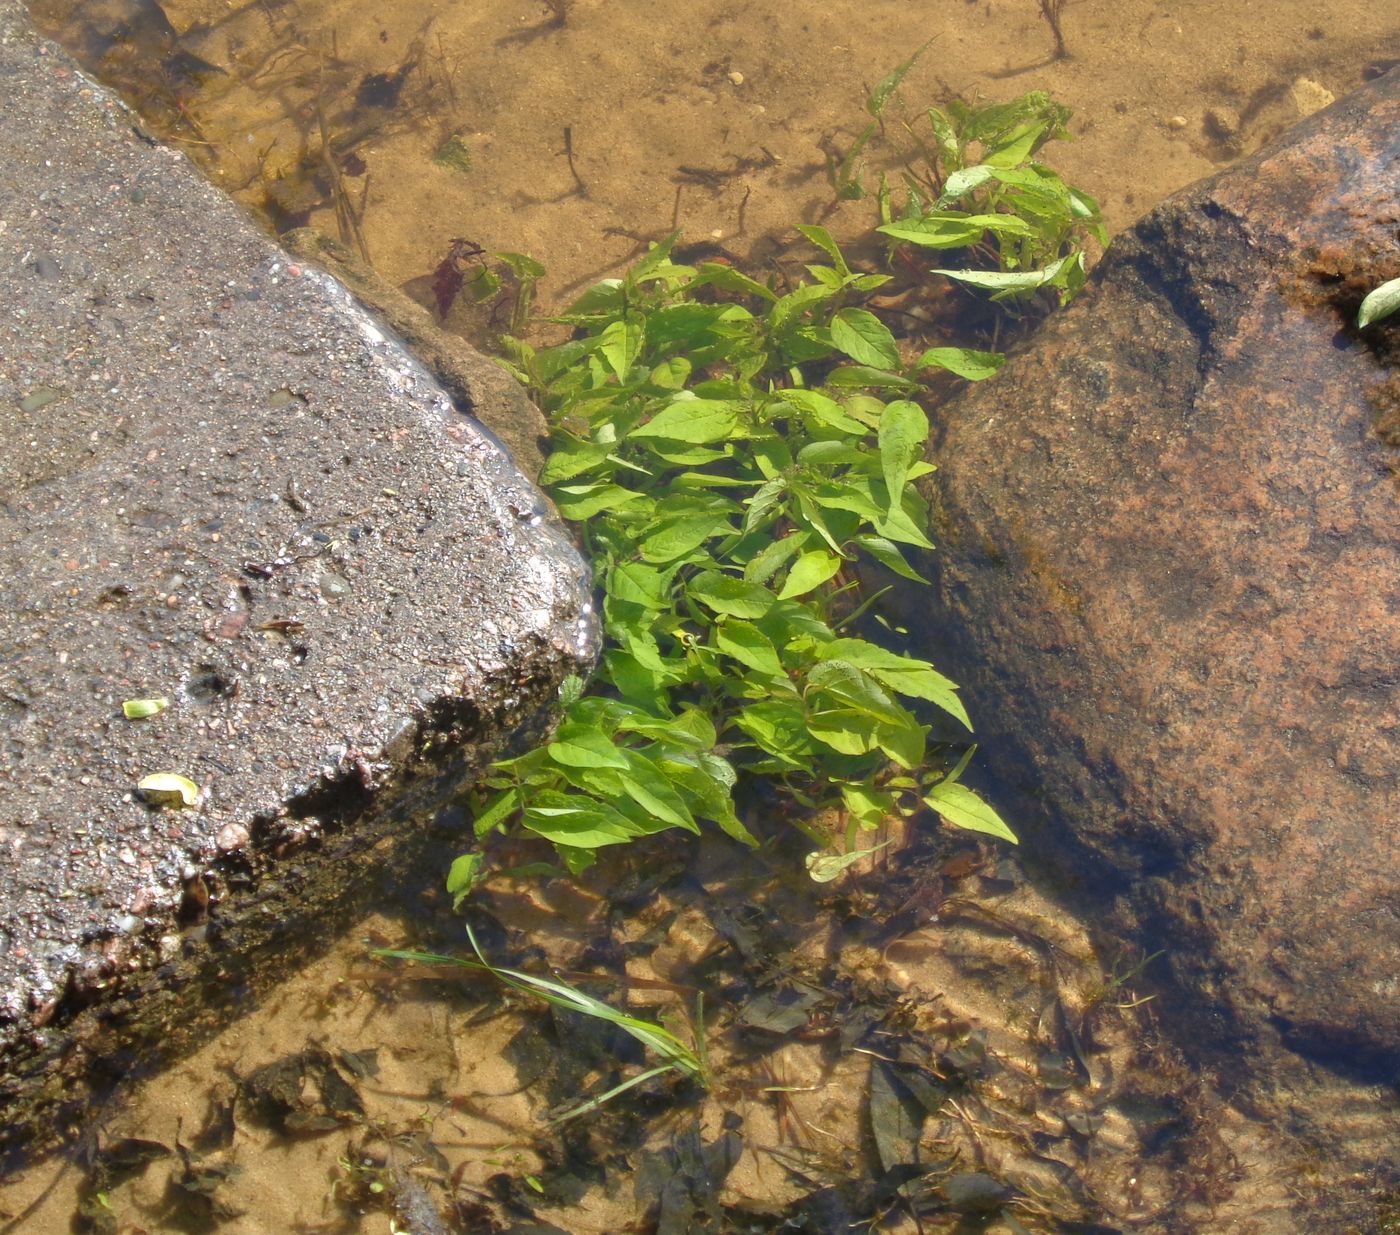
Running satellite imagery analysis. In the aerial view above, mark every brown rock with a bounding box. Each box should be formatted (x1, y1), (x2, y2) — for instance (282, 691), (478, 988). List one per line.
(915, 70), (1400, 1076)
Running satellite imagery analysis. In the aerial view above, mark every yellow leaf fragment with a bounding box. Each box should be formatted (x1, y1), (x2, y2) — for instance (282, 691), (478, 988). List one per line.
(137, 772), (200, 807)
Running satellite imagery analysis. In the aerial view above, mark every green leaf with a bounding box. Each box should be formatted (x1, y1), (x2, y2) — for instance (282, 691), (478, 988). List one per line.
(735, 699), (816, 767)
(840, 783), (898, 829)
(852, 534), (927, 583)
(817, 638), (970, 729)
(914, 347), (1005, 381)
(618, 624), (685, 675)
(619, 749), (700, 831)
(715, 619), (784, 677)
(875, 713), (927, 768)
(630, 398), (741, 443)
(940, 164), (997, 202)
(924, 105), (962, 171)
(878, 212), (1033, 249)
(806, 660), (907, 724)
(877, 400), (928, 516)
(1358, 276), (1400, 328)
(122, 697), (168, 719)
(446, 853), (484, 909)
(829, 308), (901, 369)
(769, 283), (834, 336)
(824, 365), (919, 391)
(778, 548), (843, 599)
(806, 842), (892, 882)
(617, 707), (716, 750)
(777, 388), (869, 434)
(806, 707), (880, 756)
(547, 723), (631, 769)
(605, 648), (670, 704)
(472, 787), (521, 838)
(561, 278), (625, 318)
(646, 302), (729, 346)
(877, 501), (935, 550)
(984, 121), (1047, 168)
(638, 509), (734, 563)
(552, 482), (647, 520)
(807, 477), (884, 522)
(866, 39), (931, 118)
(687, 261), (778, 303)
(794, 224), (850, 276)
(497, 251), (546, 280)
(660, 752), (756, 844)
(690, 572), (774, 618)
(608, 561), (675, 610)
(649, 356), (693, 389)
(599, 318), (643, 380)
(743, 475), (788, 532)
(932, 255), (1071, 293)
(539, 438), (615, 484)
(744, 531), (809, 585)
(797, 440), (873, 468)
(523, 790), (645, 848)
(923, 780), (1017, 843)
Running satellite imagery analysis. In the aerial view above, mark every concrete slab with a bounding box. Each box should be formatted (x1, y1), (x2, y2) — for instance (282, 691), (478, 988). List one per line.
(0, 0), (595, 1157)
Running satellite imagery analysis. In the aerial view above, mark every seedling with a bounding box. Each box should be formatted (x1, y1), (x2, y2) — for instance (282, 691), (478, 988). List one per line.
(821, 77), (1105, 310)
(876, 91), (1106, 307)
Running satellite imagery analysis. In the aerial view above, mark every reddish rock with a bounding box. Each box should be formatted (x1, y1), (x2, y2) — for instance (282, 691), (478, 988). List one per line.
(917, 70), (1400, 1075)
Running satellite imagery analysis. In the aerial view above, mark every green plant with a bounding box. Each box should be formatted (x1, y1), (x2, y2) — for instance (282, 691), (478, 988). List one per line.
(882, 92), (1105, 303)
(830, 75), (1106, 305)
(447, 223), (1018, 897)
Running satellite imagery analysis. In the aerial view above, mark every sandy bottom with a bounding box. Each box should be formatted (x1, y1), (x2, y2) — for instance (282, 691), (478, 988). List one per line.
(1, 830), (1378, 1234)
(28, 0), (1400, 323)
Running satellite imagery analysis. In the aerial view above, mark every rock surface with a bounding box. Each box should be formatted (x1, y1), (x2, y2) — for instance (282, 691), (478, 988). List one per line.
(915, 69), (1400, 1077)
(0, 1), (594, 1157)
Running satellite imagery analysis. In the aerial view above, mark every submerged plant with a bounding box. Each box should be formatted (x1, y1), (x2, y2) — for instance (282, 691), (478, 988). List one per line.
(439, 86), (1104, 896)
(876, 90), (1106, 305)
(378, 926), (705, 1116)
(830, 71), (1106, 307)
(443, 224), (1017, 898)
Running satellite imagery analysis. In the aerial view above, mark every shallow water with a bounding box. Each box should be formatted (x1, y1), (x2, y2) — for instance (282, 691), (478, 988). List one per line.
(26, 0), (1400, 322)
(0, 828), (1343, 1235)
(10, 0), (1400, 1231)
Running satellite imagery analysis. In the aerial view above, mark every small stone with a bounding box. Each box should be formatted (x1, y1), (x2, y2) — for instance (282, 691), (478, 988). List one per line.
(1290, 76), (1335, 116)
(1165, 115), (1188, 130)
(727, 69), (744, 87)
(215, 822), (249, 853)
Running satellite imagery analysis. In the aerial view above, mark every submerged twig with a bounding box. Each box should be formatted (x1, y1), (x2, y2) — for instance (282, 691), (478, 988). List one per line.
(1039, 0), (1069, 60)
(562, 126), (588, 197)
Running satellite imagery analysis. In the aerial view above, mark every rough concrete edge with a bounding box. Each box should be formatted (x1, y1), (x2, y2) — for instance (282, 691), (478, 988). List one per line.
(279, 228), (551, 482)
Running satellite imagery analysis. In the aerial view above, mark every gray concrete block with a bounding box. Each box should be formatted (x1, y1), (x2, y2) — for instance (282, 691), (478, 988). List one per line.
(0, 0), (596, 1156)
